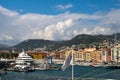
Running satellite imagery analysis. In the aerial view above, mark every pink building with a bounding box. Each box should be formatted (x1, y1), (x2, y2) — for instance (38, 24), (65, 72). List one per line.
(102, 48), (111, 63)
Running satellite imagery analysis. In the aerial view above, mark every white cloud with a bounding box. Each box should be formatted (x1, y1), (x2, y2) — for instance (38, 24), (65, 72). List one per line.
(93, 26), (110, 34)
(24, 19), (73, 40)
(0, 34), (13, 41)
(80, 26), (110, 35)
(80, 27), (92, 34)
(56, 4), (73, 11)
(0, 5), (120, 45)
(44, 19), (73, 40)
(0, 5), (18, 16)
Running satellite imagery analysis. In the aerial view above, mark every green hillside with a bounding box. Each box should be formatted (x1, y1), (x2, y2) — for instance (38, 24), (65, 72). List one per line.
(12, 33), (120, 51)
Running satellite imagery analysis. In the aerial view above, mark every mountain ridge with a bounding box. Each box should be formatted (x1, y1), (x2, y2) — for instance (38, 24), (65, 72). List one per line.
(12, 33), (120, 51)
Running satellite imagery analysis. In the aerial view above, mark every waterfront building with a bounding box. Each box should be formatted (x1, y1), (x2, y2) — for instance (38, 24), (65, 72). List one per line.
(51, 50), (65, 60)
(83, 51), (91, 62)
(94, 50), (102, 63)
(111, 44), (120, 62)
(64, 48), (72, 59)
(27, 51), (48, 59)
(59, 51), (65, 59)
(83, 48), (96, 62)
(74, 49), (84, 61)
(32, 53), (42, 59)
(102, 48), (111, 63)
(52, 51), (61, 59)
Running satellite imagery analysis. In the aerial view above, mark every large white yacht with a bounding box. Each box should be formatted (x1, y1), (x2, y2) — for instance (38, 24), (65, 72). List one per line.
(14, 50), (34, 72)
(16, 50), (33, 63)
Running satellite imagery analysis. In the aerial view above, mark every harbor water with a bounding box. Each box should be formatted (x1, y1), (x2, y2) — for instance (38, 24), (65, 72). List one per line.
(1, 65), (120, 80)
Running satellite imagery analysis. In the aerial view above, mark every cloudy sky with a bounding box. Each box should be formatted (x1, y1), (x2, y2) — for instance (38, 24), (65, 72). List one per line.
(0, 0), (120, 46)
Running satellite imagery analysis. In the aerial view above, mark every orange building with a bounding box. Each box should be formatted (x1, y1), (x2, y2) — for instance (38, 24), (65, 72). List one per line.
(94, 50), (102, 63)
(59, 51), (65, 59)
(52, 51), (59, 59)
(83, 48), (96, 62)
(52, 50), (65, 60)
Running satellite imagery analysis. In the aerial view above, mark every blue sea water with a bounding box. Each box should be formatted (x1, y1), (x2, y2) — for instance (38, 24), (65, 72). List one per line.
(1, 65), (120, 80)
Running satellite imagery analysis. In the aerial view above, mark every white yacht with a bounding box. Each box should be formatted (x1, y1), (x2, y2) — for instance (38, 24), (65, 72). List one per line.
(14, 51), (34, 72)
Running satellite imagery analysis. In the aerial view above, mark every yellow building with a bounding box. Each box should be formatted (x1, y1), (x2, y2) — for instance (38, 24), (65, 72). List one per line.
(64, 49), (72, 59)
(83, 48), (96, 62)
(74, 49), (84, 61)
(28, 52), (48, 60)
(33, 54), (42, 59)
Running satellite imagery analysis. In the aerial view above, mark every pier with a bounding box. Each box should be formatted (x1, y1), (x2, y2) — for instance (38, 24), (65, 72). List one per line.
(0, 59), (15, 65)
(0, 59), (15, 69)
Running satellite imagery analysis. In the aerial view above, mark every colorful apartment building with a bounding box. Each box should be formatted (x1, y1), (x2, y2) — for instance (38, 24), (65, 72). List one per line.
(74, 49), (84, 61)
(51, 50), (65, 59)
(111, 44), (120, 62)
(59, 51), (65, 59)
(64, 49), (72, 59)
(83, 48), (96, 62)
(102, 48), (111, 63)
(93, 50), (102, 63)
(30, 44), (120, 64)
(27, 51), (48, 59)
(51, 51), (60, 59)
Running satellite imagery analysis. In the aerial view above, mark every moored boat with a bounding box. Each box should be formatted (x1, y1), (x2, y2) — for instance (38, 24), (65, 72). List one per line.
(13, 50), (34, 72)
(105, 62), (120, 69)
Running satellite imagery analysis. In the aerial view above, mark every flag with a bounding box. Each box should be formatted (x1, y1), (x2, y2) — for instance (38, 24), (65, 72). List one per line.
(62, 53), (72, 71)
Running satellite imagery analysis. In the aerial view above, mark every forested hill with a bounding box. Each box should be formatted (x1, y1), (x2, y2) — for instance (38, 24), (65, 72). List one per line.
(13, 39), (67, 51)
(68, 34), (118, 45)
(12, 33), (120, 50)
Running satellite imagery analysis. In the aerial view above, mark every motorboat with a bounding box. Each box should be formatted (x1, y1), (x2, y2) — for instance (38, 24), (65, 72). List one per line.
(17, 51), (33, 63)
(14, 63), (34, 72)
(49, 63), (60, 70)
(90, 62), (104, 67)
(13, 51), (34, 72)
